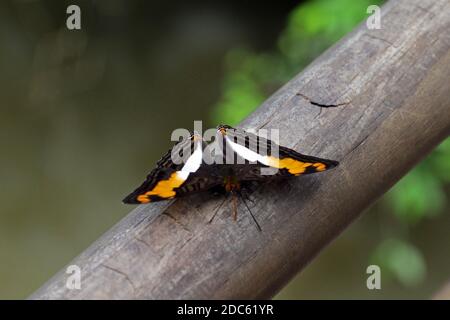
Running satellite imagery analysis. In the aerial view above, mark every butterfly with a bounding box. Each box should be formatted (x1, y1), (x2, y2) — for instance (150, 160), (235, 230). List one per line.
(123, 124), (339, 230)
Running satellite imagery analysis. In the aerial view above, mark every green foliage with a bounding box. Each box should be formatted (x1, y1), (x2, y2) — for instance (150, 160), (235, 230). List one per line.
(214, 50), (267, 126)
(384, 139), (449, 225)
(386, 166), (445, 224)
(212, 0), (450, 287)
(429, 138), (450, 183)
(372, 238), (426, 287)
(378, 138), (449, 286)
(279, 0), (381, 67)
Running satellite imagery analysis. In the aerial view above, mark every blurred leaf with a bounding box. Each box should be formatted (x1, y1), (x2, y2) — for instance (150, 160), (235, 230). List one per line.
(385, 164), (446, 225)
(385, 137), (450, 225)
(428, 138), (450, 183)
(279, 0), (383, 67)
(213, 49), (266, 126)
(372, 239), (426, 287)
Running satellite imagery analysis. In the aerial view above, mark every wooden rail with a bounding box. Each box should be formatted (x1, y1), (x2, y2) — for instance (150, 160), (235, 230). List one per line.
(30, 0), (450, 299)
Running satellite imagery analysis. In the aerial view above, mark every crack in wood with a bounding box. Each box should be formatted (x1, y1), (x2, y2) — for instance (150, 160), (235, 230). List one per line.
(100, 263), (137, 294)
(162, 211), (192, 233)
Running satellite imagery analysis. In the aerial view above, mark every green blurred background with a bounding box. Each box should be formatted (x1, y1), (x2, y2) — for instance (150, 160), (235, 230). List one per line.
(0, 0), (448, 299)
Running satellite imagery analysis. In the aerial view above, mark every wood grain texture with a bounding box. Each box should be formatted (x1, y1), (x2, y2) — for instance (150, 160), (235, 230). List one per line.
(30, 0), (450, 299)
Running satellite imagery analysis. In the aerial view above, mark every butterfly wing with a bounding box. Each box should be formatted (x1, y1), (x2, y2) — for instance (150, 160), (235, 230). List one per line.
(123, 133), (223, 204)
(217, 124), (339, 180)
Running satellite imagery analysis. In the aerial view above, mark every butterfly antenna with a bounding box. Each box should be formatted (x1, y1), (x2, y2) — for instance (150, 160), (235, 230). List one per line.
(239, 192), (262, 232)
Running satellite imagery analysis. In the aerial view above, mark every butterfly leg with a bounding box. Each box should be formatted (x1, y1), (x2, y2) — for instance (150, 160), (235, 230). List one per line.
(231, 191), (238, 221)
(237, 190), (262, 232)
(208, 195), (228, 224)
(240, 187), (255, 205)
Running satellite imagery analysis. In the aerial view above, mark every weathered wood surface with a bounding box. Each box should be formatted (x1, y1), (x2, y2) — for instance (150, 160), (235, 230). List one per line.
(31, 0), (450, 299)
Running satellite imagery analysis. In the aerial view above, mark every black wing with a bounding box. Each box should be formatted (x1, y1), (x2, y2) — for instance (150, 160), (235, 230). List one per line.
(217, 124), (339, 181)
(123, 133), (222, 204)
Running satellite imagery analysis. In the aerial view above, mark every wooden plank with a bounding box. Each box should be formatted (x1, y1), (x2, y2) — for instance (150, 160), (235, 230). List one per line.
(30, 0), (450, 299)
